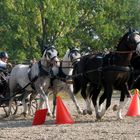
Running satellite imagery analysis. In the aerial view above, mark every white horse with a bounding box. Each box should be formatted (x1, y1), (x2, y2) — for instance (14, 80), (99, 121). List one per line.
(49, 47), (82, 116)
(7, 46), (60, 117)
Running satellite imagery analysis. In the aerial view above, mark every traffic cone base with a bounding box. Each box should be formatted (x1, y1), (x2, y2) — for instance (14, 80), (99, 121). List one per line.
(32, 109), (48, 125)
(126, 89), (140, 117)
(55, 96), (74, 124)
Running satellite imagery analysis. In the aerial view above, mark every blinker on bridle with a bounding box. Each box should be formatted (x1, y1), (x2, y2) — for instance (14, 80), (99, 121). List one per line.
(68, 49), (80, 60)
(127, 32), (140, 50)
(44, 47), (57, 60)
(68, 49), (81, 66)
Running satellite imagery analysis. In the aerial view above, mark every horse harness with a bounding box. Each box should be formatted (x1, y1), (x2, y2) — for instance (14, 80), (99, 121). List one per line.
(28, 61), (54, 90)
(54, 48), (81, 83)
(56, 61), (70, 82)
(84, 54), (131, 74)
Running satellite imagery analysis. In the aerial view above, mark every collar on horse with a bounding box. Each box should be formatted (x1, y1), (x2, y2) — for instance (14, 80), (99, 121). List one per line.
(57, 61), (67, 80)
(38, 61), (51, 77)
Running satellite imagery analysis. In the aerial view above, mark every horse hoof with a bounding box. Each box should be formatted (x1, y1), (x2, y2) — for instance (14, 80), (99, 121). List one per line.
(47, 112), (52, 117)
(96, 114), (102, 120)
(52, 112), (55, 118)
(4, 115), (14, 120)
(118, 117), (123, 120)
(4, 115), (9, 118)
(113, 104), (118, 111)
(83, 110), (88, 115)
(87, 110), (92, 115)
(117, 115), (123, 120)
(21, 112), (27, 117)
(117, 113), (124, 120)
(78, 110), (83, 115)
(4, 113), (9, 118)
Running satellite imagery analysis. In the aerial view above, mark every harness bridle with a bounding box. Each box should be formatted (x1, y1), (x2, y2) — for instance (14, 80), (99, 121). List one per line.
(27, 47), (58, 89)
(56, 49), (81, 81)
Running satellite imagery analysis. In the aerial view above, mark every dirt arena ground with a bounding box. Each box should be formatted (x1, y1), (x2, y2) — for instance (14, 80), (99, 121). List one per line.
(0, 95), (140, 140)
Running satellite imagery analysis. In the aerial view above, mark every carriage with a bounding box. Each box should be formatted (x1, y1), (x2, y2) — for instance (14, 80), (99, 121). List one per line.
(0, 69), (39, 117)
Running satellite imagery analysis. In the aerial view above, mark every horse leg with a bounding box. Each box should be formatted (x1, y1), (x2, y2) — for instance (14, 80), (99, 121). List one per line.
(84, 84), (95, 115)
(20, 91), (29, 117)
(21, 97), (28, 117)
(67, 84), (82, 114)
(115, 84), (130, 119)
(28, 92), (36, 116)
(81, 88), (87, 115)
(85, 96), (92, 115)
(80, 83), (91, 115)
(97, 85), (113, 120)
(7, 97), (14, 117)
(38, 92), (52, 117)
(52, 93), (56, 118)
(44, 94), (52, 117)
(91, 85), (101, 118)
(37, 94), (43, 109)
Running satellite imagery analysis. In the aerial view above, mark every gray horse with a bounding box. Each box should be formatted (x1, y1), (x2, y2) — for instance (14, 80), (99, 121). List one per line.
(50, 48), (82, 116)
(7, 46), (60, 117)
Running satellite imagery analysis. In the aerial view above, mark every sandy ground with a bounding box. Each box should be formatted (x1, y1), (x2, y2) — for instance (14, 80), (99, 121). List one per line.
(0, 96), (140, 140)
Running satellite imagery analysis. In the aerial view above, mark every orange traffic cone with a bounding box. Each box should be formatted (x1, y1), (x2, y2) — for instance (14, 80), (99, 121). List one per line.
(126, 89), (140, 117)
(32, 109), (48, 125)
(55, 96), (74, 124)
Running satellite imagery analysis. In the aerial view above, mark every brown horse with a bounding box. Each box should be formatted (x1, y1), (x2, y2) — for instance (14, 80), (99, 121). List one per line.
(73, 29), (140, 120)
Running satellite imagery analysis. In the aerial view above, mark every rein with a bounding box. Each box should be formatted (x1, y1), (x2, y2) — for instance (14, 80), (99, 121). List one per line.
(54, 50), (135, 82)
(0, 76), (38, 102)
(38, 61), (51, 76)
(0, 61), (49, 101)
(111, 50), (136, 54)
(66, 65), (131, 80)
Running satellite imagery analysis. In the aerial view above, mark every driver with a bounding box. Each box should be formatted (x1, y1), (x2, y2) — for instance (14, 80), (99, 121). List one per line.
(0, 52), (12, 70)
(0, 52), (12, 98)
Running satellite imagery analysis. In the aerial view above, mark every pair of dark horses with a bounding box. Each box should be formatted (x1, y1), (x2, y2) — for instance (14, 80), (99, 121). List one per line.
(73, 29), (140, 120)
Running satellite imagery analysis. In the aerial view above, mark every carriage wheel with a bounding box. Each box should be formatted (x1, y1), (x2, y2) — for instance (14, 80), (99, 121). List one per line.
(3, 101), (18, 116)
(28, 98), (38, 116)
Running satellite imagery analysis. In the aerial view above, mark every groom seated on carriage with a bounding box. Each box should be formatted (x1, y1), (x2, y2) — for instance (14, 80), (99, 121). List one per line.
(0, 52), (12, 98)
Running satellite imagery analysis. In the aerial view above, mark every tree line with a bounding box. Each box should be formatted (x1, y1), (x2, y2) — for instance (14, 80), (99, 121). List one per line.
(0, 0), (140, 63)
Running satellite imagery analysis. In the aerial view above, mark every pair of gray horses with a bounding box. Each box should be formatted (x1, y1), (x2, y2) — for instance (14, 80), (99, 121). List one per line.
(7, 46), (82, 117)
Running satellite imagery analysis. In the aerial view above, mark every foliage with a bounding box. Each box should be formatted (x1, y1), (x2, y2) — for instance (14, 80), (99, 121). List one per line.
(0, 0), (140, 62)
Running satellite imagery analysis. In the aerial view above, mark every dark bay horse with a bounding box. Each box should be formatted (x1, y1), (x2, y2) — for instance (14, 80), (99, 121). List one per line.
(73, 29), (140, 120)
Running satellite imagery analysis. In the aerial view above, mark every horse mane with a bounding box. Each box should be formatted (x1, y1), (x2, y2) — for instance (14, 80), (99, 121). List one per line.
(115, 32), (129, 49)
(63, 49), (71, 61)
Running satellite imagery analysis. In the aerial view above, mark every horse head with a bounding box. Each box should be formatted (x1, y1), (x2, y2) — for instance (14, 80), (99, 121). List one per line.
(42, 45), (60, 67)
(66, 47), (81, 65)
(117, 29), (140, 55)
